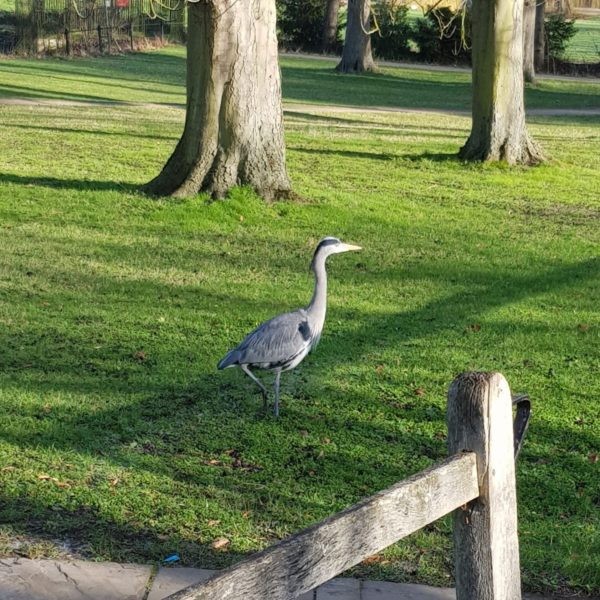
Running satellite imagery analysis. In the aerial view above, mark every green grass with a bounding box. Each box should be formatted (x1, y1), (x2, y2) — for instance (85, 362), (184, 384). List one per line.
(566, 17), (600, 63)
(0, 50), (599, 595)
(0, 48), (599, 111)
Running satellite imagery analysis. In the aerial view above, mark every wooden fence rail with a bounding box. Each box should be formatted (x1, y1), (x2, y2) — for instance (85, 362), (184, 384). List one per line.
(166, 372), (529, 600)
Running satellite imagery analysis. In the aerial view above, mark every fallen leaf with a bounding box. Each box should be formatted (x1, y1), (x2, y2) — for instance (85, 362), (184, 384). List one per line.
(299, 430), (309, 437)
(133, 350), (147, 362)
(466, 323), (481, 332)
(207, 520), (221, 527)
(577, 323), (589, 332)
(37, 474), (52, 481)
(322, 437), (331, 445)
(241, 511), (251, 519)
(109, 477), (120, 487)
(2, 466), (16, 472)
(414, 388), (426, 397)
(375, 365), (384, 376)
(588, 453), (598, 464)
(362, 554), (388, 565)
(211, 537), (230, 551)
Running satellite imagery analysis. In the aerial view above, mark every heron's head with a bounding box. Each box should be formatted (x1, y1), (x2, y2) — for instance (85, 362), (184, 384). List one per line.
(310, 236), (362, 271)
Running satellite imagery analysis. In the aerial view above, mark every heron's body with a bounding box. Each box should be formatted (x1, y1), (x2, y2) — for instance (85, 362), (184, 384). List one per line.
(218, 237), (361, 416)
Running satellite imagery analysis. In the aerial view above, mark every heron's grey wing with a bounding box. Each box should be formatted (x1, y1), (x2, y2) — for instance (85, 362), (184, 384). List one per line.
(226, 310), (312, 368)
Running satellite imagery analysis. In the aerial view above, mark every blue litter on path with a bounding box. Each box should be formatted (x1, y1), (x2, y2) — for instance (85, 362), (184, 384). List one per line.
(163, 554), (180, 564)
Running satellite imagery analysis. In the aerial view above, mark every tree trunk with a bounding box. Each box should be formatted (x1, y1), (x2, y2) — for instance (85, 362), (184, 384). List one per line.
(534, 0), (546, 71)
(459, 0), (544, 165)
(523, 0), (536, 83)
(321, 0), (340, 53)
(143, 1), (291, 200)
(336, 0), (375, 73)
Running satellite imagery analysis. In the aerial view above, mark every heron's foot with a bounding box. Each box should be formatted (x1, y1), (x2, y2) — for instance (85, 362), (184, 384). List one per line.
(252, 392), (269, 418)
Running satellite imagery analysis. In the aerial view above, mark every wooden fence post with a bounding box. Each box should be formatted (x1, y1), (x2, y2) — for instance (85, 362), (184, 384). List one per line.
(447, 372), (521, 600)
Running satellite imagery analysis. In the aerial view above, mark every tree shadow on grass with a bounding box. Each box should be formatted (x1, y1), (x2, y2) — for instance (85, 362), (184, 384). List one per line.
(288, 146), (396, 161)
(0, 241), (598, 578)
(334, 256), (599, 363)
(6, 123), (178, 142)
(399, 151), (461, 163)
(0, 51), (186, 91)
(284, 110), (468, 136)
(0, 493), (242, 568)
(281, 64), (473, 112)
(0, 173), (141, 193)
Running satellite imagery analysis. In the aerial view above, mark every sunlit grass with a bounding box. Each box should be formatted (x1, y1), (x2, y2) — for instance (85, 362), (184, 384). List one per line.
(0, 50), (599, 595)
(566, 17), (600, 63)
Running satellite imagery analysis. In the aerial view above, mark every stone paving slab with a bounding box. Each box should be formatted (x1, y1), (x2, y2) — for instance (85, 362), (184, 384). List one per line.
(0, 559), (573, 600)
(317, 577), (361, 599)
(147, 567), (453, 600)
(0, 557), (152, 600)
(361, 580), (454, 600)
(148, 567), (312, 599)
(147, 567), (215, 600)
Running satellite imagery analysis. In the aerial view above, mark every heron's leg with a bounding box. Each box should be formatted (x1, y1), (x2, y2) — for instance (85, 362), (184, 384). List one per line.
(273, 370), (282, 418)
(240, 364), (268, 409)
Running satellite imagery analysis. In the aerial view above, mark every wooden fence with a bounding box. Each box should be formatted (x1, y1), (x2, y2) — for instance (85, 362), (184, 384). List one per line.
(164, 372), (531, 600)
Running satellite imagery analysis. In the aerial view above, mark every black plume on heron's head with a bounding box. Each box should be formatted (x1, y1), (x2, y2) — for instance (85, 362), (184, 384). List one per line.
(310, 237), (341, 272)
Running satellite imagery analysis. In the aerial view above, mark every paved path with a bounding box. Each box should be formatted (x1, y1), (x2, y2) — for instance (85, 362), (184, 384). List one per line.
(281, 51), (600, 83)
(0, 557), (581, 600)
(1, 96), (599, 118)
(0, 557), (466, 600)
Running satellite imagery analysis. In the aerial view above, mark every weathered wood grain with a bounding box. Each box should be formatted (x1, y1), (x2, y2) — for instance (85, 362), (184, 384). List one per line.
(447, 372), (522, 600)
(164, 453), (479, 600)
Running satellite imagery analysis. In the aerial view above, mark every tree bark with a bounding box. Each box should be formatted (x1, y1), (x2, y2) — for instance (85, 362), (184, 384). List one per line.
(322, 0), (340, 53)
(143, 0), (291, 200)
(523, 0), (536, 83)
(459, 0), (544, 164)
(336, 0), (375, 73)
(534, 0), (546, 71)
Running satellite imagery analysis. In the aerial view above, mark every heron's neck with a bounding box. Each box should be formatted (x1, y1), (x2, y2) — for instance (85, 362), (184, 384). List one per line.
(307, 254), (327, 325)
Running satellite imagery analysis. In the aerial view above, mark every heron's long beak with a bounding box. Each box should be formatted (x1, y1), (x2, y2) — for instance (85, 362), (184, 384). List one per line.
(340, 243), (362, 252)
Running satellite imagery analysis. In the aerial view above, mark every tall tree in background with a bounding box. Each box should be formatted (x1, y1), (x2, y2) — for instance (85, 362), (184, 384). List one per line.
(144, 1), (290, 200)
(337, 0), (375, 72)
(523, 0), (536, 82)
(459, 0), (543, 164)
(322, 0), (340, 53)
(534, 0), (546, 71)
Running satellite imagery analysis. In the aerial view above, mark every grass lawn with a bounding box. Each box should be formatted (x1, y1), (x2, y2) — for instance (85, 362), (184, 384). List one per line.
(0, 49), (599, 595)
(566, 17), (600, 63)
(1, 47), (599, 110)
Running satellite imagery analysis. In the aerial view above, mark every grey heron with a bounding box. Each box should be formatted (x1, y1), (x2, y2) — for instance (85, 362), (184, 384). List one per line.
(217, 237), (362, 416)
